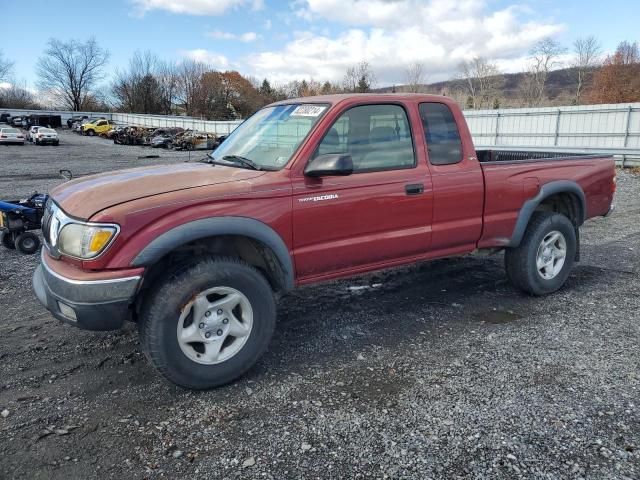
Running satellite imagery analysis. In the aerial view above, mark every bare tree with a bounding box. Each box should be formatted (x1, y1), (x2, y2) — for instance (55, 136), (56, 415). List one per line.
(36, 37), (109, 111)
(573, 35), (602, 104)
(458, 57), (502, 109)
(525, 38), (567, 106)
(403, 62), (427, 93)
(0, 81), (39, 109)
(111, 51), (177, 114)
(156, 61), (179, 115)
(343, 61), (376, 93)
(0, 50), (14, 82)
(175, 59), (208, 116)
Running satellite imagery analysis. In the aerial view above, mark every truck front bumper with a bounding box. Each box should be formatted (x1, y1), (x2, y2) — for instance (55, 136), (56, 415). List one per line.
(32, 250), (142, 331)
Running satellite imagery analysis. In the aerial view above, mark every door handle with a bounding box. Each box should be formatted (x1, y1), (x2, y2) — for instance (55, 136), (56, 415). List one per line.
(405, 183), (424, 195)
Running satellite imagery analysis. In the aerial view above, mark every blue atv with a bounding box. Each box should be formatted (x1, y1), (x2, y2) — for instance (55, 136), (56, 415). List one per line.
(0, 193), (48, 254)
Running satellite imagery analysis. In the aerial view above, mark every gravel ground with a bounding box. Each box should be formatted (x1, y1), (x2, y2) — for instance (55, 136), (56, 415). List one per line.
(0, 131), (638, 479)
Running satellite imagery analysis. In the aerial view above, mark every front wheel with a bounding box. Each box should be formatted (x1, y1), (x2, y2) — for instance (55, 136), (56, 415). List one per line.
(505, 212), (576, 296)
(15, 232), (40, 254)
(87, 130), (94, 136)
(139, 257), (276, 389)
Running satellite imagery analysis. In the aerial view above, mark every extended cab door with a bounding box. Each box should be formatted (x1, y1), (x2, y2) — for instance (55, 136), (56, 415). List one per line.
(418, 102), (484, 254)
(291, 102), (433, 280)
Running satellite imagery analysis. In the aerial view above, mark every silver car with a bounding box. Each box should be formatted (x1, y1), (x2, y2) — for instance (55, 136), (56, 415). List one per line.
(0, 127), (25, 145)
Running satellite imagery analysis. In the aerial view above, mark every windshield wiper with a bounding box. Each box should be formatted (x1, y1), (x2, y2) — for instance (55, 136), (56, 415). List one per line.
(221, 155), (262, 170)
(201, 153), (275, 170)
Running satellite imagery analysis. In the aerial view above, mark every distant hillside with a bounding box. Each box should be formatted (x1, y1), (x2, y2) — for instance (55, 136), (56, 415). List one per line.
(377, 66), (596, 107)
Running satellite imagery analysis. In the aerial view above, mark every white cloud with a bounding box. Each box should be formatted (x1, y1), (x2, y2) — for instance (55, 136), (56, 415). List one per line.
(182, 49), (231, 68)
(207, 30), (258, 42)
(131, 0), (261, 16)
(247, 0), (564, 85)
(0, 82), (11, 90)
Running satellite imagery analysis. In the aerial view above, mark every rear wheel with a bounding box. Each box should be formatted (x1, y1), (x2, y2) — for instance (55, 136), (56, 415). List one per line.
(505, 212), (576, 295)
(1, 231), (15, 249)
(139, 257), (276, 389)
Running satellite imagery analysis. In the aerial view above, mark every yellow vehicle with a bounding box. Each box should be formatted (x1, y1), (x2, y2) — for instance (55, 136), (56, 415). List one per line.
(82, 119), (114, 136)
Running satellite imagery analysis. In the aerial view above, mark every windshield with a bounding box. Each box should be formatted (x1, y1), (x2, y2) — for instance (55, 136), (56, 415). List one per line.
(210, 103), (329, 170)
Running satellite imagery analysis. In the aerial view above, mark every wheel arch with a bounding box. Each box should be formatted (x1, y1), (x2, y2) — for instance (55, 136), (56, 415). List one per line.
(508, 180), (586, 247)
(131, 217), (295, 293)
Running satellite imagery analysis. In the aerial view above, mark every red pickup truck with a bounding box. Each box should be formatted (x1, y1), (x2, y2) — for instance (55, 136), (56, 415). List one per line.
(33, 94), (616, 389)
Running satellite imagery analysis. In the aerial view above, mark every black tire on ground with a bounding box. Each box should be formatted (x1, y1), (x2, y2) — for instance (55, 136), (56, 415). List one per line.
(505, 211), (576, 296)
(138, 256), (277, 390)
(87, 130), (95, 136)
(15, 232), (40, 254)
(54, 141), (59, 146)
(1, 230), (16, 249)
(35, 139), (39, 145)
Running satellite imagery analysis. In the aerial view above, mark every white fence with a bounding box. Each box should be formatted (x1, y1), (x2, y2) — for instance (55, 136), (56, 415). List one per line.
(4, 103), (640, 166)
(0, 108), (242, 136)
(110, 113), (241, 135)
(464, 103), (640, 166)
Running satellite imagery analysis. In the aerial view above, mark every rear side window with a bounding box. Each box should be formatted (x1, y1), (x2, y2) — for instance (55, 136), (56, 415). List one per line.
(419, 103), (463, 165)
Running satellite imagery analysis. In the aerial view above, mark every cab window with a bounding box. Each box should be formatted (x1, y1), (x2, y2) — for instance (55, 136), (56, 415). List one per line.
(314, 104), (415, 173)
(419, 103), (463, 165)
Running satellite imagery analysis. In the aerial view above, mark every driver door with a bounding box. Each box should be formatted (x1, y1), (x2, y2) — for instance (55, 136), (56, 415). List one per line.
(291, 103), (433, 280)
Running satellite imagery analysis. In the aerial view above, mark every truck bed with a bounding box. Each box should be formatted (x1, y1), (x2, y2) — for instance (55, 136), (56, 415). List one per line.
(476, 151), (615, 249)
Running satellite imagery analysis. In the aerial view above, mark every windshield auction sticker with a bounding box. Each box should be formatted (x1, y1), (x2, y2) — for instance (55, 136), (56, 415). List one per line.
(290, 105), (327, 117)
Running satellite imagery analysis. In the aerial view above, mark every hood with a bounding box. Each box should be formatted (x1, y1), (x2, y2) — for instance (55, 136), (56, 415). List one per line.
(51, 163), (265, 219)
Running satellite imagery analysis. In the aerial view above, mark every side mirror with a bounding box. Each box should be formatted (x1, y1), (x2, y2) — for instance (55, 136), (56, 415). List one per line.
(304, 153), (353, 177)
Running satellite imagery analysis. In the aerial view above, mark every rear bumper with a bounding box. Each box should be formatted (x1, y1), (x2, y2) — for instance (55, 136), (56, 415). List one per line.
(32, 250), (142, 331)
(0, 139), (24, 144)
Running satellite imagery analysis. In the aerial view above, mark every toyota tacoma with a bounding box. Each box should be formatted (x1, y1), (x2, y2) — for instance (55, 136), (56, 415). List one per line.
(32, 94), (616, 389)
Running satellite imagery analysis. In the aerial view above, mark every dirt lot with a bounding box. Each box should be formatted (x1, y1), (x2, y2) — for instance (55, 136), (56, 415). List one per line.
(0, 131), (638, 479)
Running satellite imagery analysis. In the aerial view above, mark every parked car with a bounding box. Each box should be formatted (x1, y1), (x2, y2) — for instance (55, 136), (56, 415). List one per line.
(149, 127), (185, 148)
(0, 113), (10, 123)
(81, 119), (113, 136)
(26, 126), (40, 142)
(10, 116), (24, 127)
(33, 94), (616, 390)
(67, 115), (89, 129)
(0, 127), (25, 145)
(34, 128), (59, 145)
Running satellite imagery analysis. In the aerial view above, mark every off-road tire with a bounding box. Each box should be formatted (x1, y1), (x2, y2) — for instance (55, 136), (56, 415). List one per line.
(505, 212), (576, 296)
(1, 231), (16, 249)
(87, 130), (95, 136)
(138, 256), (276, 390)
(15, 232), (40, 254)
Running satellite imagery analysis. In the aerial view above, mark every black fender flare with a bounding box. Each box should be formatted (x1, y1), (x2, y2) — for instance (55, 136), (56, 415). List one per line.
(508, 180), (586, 247)
(131, 216), (294, 291)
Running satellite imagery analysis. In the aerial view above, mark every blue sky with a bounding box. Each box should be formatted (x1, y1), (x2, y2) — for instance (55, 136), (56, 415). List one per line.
(2, 0), (639, 90)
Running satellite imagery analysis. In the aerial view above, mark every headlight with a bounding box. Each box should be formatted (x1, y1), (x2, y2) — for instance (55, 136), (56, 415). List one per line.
(57, 222), (118, 259)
